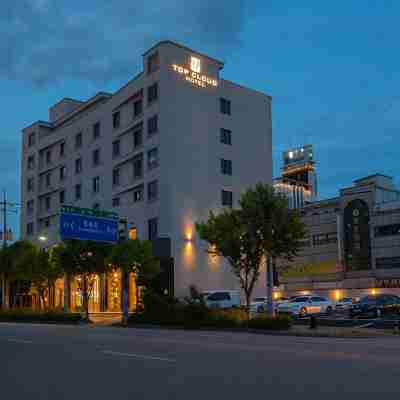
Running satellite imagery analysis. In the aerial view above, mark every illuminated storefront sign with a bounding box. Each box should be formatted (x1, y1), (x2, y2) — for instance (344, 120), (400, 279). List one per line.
(172, 56), (218, 88)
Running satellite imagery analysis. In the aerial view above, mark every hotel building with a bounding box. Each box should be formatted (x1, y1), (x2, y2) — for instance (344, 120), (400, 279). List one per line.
(20, 41), (272, 310)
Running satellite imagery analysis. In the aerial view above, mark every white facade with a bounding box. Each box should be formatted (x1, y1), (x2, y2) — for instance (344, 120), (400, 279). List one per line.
(21, 41), (272, 298)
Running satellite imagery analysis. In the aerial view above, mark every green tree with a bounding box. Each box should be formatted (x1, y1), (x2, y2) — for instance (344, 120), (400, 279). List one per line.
(196, 184), (306, 312)
(107, 239), (160, 324)
(53, 240), (112, 321)
(1, 241), (38, 308)
(30, 249), (64, 310)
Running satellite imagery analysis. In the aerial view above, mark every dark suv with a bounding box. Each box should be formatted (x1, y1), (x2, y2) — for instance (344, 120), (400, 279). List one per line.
(349, 294), (400, 318)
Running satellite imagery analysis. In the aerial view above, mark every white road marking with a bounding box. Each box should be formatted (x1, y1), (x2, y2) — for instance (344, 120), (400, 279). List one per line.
(101, 350), (176, 363)
(7, 339), (33, 344)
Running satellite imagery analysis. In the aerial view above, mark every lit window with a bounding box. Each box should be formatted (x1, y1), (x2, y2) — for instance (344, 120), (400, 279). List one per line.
(129, 227), (137, 240)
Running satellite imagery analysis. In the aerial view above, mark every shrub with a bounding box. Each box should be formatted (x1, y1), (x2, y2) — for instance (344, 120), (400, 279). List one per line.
(246, 315), (292, 331)
(0, 309), (83, 324)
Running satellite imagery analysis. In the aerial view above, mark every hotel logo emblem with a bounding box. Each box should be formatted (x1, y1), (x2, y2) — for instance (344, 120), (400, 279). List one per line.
(190, 56), (201, 73)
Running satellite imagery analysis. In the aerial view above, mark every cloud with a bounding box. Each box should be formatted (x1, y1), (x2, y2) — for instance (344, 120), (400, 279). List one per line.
(0, 0), (256, 87)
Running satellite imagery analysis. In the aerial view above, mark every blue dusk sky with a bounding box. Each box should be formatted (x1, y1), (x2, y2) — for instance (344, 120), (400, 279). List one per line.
(1, 0), (399, 237)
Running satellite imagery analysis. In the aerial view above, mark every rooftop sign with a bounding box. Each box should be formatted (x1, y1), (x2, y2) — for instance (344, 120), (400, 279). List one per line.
(172, 56), (218, 88)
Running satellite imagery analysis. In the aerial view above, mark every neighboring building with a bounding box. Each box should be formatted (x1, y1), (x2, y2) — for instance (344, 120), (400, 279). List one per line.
(278, 174), (400, 300)
(274, 144), (317, 209)
(20, 40), (272, 310)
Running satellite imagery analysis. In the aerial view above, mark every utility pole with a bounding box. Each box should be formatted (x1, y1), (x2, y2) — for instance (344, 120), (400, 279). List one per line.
(0, 190), (18, 249)
(0, 190), (18, 309)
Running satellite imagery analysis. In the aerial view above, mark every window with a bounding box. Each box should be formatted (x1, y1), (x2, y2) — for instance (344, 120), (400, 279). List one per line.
(44, 218), (50, 228)
(59, 166), (66, 181)
(221, 190), (233, 207)
(220, 98), (231, 115)
(133, 184), (144, 203)
(220, 128), (232, 145)
(311, 297), (326, 302)
(147, 52), (159, 74)
(112, 140), (120, 157)
(93, 122), (101, 139)
(46, 149), (51, 164)
(207, 292), (231, 301)
(28, 133), (35, 147)
(59, 190), (65, 204)
(112, 168), (120, 186)
(147, 180), (158, 201)
(75, 132), (82, 149)
(46, 172), (51, 187)
(93, 177), (100, 193)
(133, 154), (143, 179)
(375, 224), (400, 237)
(27, 222), (34, 236)
(27, 177), (34, 192)
(148, 217), (158, 240)
(134, 99), (143, 117)
(75, 184), (82, 200)
(147, 148), (159, 170)
(112, 197), (120, 207)
(93, 149), (100, 166)
(147, 83), (158, 104)
(221, 159), (232, 175)
(60, 142), (65, 157)
(147, 115), (158, 135)
(75, 158), (82, 174)
(313, 233), (337, 246)
(45, 196), (51, 211)
(112, 112), (120, 129)
(27, 200), (34, 215)
(27, 155), (35, 170)
(134, 127), (143, 147)
(376, 257), (400, 269)
(93, 203), (100, 210)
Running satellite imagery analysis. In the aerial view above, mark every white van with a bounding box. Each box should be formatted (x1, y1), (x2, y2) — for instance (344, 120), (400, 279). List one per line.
(203, 290), (241, 309)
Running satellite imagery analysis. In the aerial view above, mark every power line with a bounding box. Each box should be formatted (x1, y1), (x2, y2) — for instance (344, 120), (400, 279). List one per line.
(0, 190), (19, 249)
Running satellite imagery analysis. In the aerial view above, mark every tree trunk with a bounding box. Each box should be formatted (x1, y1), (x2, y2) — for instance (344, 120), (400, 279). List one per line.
(245, 291), (251, 319)
(122, 271), (129, 325)
(82, 276), (89, 322)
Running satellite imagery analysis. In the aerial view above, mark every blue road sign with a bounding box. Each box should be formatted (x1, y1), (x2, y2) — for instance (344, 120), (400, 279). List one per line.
(60, 213), (118, 243)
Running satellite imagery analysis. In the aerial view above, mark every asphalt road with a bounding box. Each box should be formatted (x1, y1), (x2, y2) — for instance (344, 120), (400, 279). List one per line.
(1, 323), (400, 400)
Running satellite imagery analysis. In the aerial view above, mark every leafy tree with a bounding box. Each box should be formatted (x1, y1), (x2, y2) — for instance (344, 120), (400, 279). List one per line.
(196, 184), (306, 312)
(53, 240), (112, 321)
(30, 249), (64, 310)
(107, 239), (160, 324)
(0, 241), (38, 307)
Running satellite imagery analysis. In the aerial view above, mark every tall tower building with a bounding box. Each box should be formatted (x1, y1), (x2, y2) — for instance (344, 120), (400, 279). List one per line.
(274, 144), (317, 209)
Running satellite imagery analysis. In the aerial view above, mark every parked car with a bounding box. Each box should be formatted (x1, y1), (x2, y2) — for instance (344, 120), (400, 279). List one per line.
(250, 296), (290, 314)
(277, 295), (334, 318)
(349, 294), (400, 318)
(203, 290), (241, 309)
(335, 297), (355, 312)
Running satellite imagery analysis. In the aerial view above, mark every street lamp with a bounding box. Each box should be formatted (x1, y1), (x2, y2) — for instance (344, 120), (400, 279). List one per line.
(38, 236), (47, 242)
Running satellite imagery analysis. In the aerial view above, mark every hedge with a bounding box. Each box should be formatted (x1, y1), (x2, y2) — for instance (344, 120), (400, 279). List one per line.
(0, 310), (83, 324)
